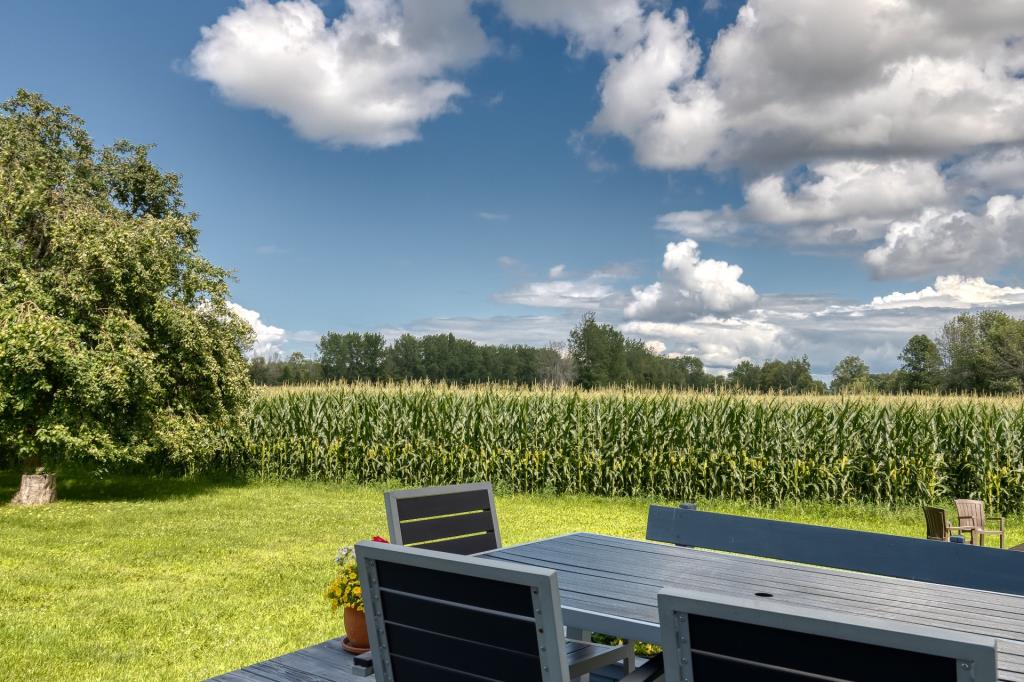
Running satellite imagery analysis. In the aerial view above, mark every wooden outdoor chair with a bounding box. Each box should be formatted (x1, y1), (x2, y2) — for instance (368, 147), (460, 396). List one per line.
(384, 482), (501, 555)
(652, 588), (998, 682)
(923, 505), (972, 541)
(955, 499), (1006, 549)
(355, 540), (634, 682)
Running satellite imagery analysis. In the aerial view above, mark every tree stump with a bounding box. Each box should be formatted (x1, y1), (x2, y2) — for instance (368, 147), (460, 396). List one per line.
(10, 473), (57, 505)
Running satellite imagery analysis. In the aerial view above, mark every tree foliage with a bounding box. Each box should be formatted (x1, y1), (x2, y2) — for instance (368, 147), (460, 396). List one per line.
(0, 91), (252, 470)
(898, 335), (943, 392)
(831, 355), (871, 393)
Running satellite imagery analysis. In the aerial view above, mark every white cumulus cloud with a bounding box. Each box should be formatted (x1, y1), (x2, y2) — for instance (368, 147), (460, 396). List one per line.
(866, 276), (1024, 310)
(593, 0), (1024, 171)
(625, 240), (758, 320)
(865, 195), (1024, 278)
(497, 0), (649, 55)
(228, 302), (287, 358)
(191, 0), (490, 148)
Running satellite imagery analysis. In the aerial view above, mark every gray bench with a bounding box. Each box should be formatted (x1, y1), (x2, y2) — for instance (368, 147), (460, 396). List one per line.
(647, 505), (1024, 595)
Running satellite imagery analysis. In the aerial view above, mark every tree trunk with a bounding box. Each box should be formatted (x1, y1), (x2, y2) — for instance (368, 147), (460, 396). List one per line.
(11, 473), (57, 505)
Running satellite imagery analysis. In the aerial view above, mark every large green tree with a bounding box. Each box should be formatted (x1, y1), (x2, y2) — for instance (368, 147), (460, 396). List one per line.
(568, 313), (628, 388)
(0, 91), (252, 498)
(898, 334), (943, 392)
(831, 355), (871, 393)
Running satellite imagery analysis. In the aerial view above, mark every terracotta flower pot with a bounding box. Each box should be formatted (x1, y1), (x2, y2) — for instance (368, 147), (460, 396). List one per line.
(343, 606), (370, 653)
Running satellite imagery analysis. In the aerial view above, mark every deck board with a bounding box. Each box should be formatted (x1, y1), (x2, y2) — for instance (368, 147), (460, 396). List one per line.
(206, 636), (632, 681)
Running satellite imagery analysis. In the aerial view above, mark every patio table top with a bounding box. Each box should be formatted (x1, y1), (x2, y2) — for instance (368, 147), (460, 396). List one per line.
(483, 532), (1024, 682)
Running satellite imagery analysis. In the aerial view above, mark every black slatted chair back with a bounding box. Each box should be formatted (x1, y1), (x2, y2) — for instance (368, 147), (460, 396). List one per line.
(657, 588), (998, 682)
(355, 541), (569, 682)
(385, 482), (501, 555)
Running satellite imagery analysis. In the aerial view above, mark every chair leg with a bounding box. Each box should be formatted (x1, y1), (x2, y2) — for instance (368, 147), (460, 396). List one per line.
(623, 640), (636, 673)
(567, 628), (592, 682)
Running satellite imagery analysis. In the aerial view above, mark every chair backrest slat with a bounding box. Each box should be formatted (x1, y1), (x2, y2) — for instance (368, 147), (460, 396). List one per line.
(646, 505), (1024, 595)
(356, 541), (569, 682)
(386, 483), (501, 554)
(923, 506), (948, 540)
(955, 499), (985, 528)
(658, 588), (998, 682)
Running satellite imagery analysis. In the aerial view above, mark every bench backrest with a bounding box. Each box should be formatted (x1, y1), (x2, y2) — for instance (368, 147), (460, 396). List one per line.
(646, 505), (1024, 595)
(658, 588), (998, 682)
(384, 482), (501, 555)
(355, 541), (568, 682)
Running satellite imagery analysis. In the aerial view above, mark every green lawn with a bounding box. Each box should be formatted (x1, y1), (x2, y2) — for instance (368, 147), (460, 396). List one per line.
(2, 473), (1020, 681)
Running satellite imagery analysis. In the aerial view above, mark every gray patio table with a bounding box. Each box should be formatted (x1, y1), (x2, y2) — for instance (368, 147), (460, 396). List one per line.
(482, 532), (1024, 682)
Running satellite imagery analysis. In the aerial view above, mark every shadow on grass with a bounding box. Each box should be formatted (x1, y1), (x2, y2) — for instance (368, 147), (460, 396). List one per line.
(0, 469), (247, 504)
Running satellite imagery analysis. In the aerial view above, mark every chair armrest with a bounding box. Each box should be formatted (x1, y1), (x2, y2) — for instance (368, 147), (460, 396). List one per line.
(620, 653), (664, 682)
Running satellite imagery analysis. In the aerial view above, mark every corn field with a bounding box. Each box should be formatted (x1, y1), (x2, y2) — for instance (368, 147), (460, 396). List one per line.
(219, 383), (1024, 511)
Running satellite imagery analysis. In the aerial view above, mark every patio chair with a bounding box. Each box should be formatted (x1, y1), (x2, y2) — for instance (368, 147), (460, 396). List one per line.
(384, 482), (501, 554)
(955, 499), (1005, 548)
(355, 540), (634, 682)
(923, 505), (971, 541)
(652, 588), (998, 682)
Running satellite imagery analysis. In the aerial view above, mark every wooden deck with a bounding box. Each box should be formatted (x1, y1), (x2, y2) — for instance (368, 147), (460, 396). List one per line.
(206, 637), (636, 681)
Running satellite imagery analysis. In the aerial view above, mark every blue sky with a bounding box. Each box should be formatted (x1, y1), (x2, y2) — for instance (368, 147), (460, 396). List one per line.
(4, 0), (1024, 375)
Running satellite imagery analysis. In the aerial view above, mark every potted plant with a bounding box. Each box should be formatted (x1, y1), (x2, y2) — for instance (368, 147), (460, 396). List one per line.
(326, 536), (388, 654)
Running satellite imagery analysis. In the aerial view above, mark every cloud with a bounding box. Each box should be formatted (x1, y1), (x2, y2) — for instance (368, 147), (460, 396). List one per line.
(548, 264), (566, 278)
(948, 146), (1024, 198)
(479, 211), (510, 221)
(625, 240), (758, 320)
(864, 195), (1024, 278)
(592, 1), (1024, 171)
(864, 276), (1024, 310)
(656, 208), (742, 240)
(228, 302), (287, 358)
(591, 10), (723, 170)
(622, 316), (784, 368)
(744, 160), (949, 243)
(496, 0), (649, 55)
(497, 279), (619, 309)
(497, 255), (520, 268)
(191, 0), (491, 148)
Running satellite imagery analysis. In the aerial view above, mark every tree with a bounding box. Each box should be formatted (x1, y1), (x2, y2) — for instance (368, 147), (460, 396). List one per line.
(729, 361), (762, 391)
(0, 91), (253, 503)
(568, 313), (627, 388)
(387, 334), (424, 380)
(760, 356), (821, 393)
(319, 332), (387, 381)
(898, 335), (942, 392)
(831, 356), (870, 393)
(937, 311), (1024, 393)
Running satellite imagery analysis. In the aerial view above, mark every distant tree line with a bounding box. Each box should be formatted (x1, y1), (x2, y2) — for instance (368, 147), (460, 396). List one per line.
(250, 313), (712, 389)
(249, 310), (1024, 395)
(831, 310), (1024, 394)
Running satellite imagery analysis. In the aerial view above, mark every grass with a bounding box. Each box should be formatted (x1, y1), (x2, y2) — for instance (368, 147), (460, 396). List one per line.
(2, 473), (1022, 681)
